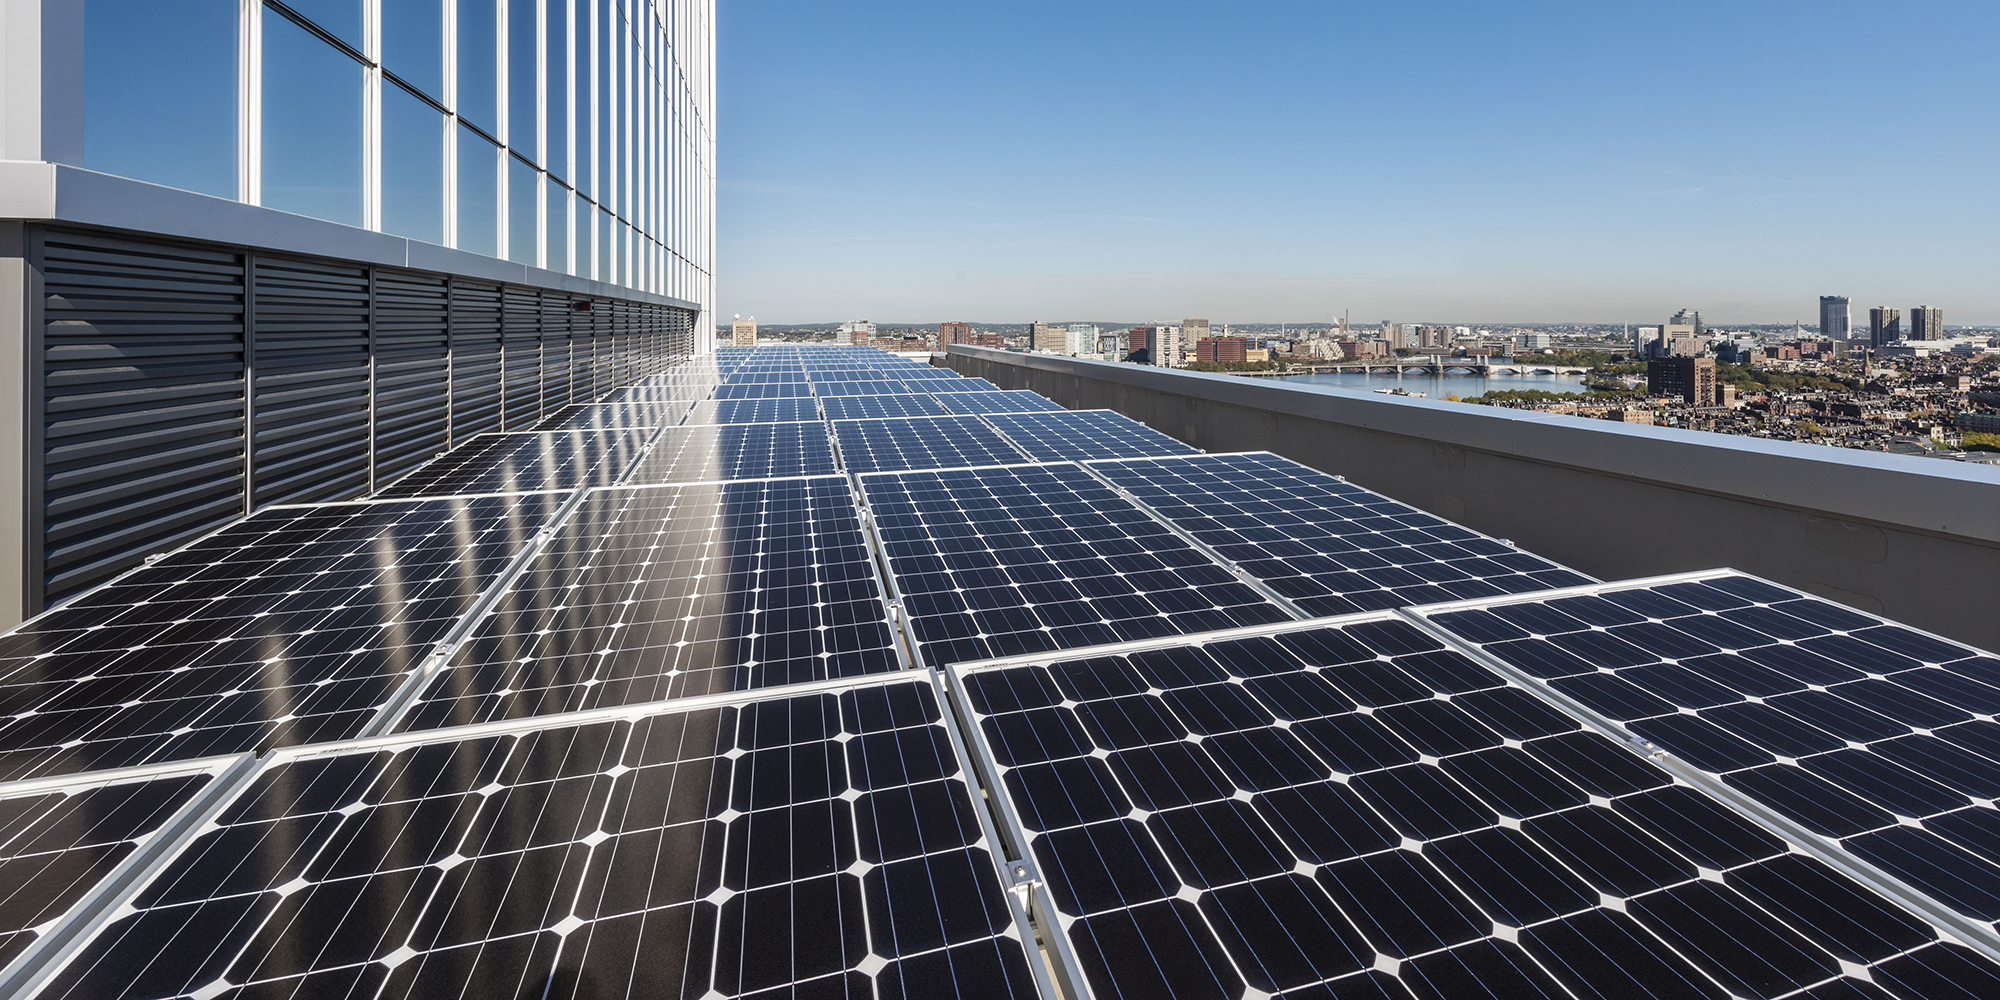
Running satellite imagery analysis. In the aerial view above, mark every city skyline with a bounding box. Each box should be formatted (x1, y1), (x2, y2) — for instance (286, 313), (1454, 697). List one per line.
(717, 0), (2000, 323)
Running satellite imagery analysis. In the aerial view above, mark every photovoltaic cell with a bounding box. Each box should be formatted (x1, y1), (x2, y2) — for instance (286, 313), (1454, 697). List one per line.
(531, 400), (693, 433)
(893, 368), (967, 381)
(395, 478), (903, 732)
(28, 679), (1046, 1000)
(983, 409), (1200, 462)
(813, 380), (917, 397)
(1414, 570), (2000, 936)
(1092, 452), (1594, 615)
(374, 430), (653, 498)
(818, 394), (950, 420)
(950, 615), (2000, 1000)
(0, 763), (218, 969)
(682, 397), (820, 425)
(832, 416), (1028, 473)
(719, 369), (806, 383)
(858, 463), (1291, 669)
(0, 494), (567, 781)
(621, 422), (838, 485)
(714, 381), (812, 399)
(931, 391), (1065, 415)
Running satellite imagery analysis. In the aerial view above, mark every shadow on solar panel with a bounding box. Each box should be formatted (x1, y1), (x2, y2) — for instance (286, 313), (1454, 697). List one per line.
(0, 494), (567, 781)
(375, 431), (653, 498)
(392, 477), (905, 732)
(948, 612), (2000, 1000)
(13, 676), (1054, 1000)
(1411, 568), (2000, 944)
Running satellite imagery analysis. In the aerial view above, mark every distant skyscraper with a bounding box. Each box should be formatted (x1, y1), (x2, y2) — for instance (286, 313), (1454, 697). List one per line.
(731, 318), (758, 346)
(1154, 326), (1183, 366)
(1382, 322), (1408, 351)
(1414, 325), (1452, 352)
(1065, 325), (1101, 356)
(939, 321), (973, 346)
(839, 320), (876, 345)
(1183, 319), (1211, 348)
(1910, 306), (1944, 341)
(1869, 307), (1901, 347)
(1648, 357), (1718, 407)
(1669, 309), (1704, 338)
(1029, 321), (1064, 352)
(1819, 296), (1851, 341)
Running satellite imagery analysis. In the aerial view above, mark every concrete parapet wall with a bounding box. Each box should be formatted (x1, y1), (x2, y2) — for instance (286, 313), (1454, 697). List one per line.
(943, 346), (2000, 651)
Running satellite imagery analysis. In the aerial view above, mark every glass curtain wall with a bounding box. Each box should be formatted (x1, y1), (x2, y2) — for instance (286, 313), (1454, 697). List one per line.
(76, 0), (713, 305)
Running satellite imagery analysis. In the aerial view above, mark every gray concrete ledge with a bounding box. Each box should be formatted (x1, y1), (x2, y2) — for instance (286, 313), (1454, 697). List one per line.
(0, 159), (699, 311)
(945, 345), (2000, 650)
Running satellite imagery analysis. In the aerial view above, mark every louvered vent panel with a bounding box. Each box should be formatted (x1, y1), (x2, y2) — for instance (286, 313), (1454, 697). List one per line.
(249, 254), (370, 507)
(372, 271), (450, 486)
(38, 229), (247, 604)
(500, 286), (542, 429)
(540, 293), (575, 407)
(449, 279), (504, 440)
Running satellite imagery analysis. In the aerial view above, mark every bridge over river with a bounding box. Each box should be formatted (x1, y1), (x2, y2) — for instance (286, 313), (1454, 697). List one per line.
(1236, 360), (1594, 377)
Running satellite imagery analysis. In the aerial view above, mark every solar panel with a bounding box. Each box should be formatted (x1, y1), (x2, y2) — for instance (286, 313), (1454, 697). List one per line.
(813, 379), (917, 397)
(832, 416), (1028, 473)
(621, 422), (839, 485)
(893, 368), (964, 381)
(0, 759), (224, 972)
(720, 369), (807, 383)
(20, 676), (1050, 1000)
(984, 409), (1201, 462)
(818, 394), (950, 420)
(947, 614), (2000, 1000)
(393, 477), (905, 732)
(931, 391), (1063, 415)
(374, 430), (653, 498)
(1091, 452), (1595, 615)
(857, 463), (1293, 669)
(714, 381), (812, 399)
(683, 397), (820, 425)
(531, 400), (691, 433)
(0, 493), (569, 781)
(1412, 569), (2000, 938)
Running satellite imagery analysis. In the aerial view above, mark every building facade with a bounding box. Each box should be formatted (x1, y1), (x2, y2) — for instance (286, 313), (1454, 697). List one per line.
(0, 0), (715, 623)
(939, 320), (973, 345)
(731, 317), (757, 345)
(841, 320), (877, 344)
(1911, 305), (1944, 341)
(1414, 325), (1452, 352)
(1065, 324), (1100, 356)
(1819, 295), (1851, 342)
(1871, 307), (1902, 347)
(1194, 336), (1247, 364)
(1028, 320), (1063, 352)
(1648, 356), (1718, 407)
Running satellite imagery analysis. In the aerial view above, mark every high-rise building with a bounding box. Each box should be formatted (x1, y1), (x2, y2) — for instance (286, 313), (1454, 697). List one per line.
(1066, 324), (1101, 356)
(1670, 309), (1704, 338)
(0, 0), (714, 619)
(1194, 337), (1247, 364)
(1819, 296), (1851, 342)
(1911, 306), (1944, 341)
(1132, 325), (1182, 365)
(841, 320), (878, 345)
(1869, 307), (1901, 347)
(1183, 319), (1212, 347)
(939, 321), (974, 346)
(1029, 321), (1064, 352)
(731, 318), (758, 346)
(1415, 325), (1452, 352)
(1648, 357), (1718, 406)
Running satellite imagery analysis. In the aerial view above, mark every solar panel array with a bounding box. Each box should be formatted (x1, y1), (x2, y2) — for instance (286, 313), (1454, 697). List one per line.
(1412, 570), (2000, 938)
(1093, 451), (1596, 616)
(6, 344), (2000, 1000)
(949, 616), (2000, 1000)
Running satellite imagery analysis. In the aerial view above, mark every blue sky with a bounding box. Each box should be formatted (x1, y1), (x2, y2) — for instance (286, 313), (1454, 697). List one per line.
(717, 1), (2000, 326)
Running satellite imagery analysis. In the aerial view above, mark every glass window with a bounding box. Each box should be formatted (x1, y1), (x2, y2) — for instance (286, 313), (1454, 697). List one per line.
(545, 177), (568, 274)
(282, 0), (362, 52)
(381, 82), (444, 244)
(508, 156), (538, 265)
(383, 0), (444, 100)
(262, 9), (363, 227)
(597, 0), (613, 210)
(545, 0), (567, 180)
(573, 0), (591, 193)
(457, 126), (498, 256)
(508, 0), (537, 159)
(574, 191), (592, 279)
(598, 207), (614, 285)
(620, 220), (633, 287)
(83, 0), (236, 198)
(457, 0), (496, 130)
